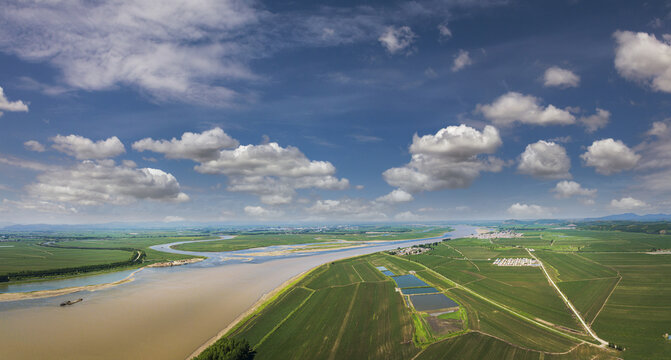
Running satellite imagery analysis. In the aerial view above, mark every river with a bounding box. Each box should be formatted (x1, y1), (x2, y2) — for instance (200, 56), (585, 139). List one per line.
(0, 225), (477, 360)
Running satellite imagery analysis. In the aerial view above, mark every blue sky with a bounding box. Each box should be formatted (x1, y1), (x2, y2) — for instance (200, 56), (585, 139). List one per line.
(1, 0), (671, 223)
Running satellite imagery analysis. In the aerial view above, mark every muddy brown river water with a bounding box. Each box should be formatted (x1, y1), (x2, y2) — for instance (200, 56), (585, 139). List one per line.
(0, 225), (476, 359)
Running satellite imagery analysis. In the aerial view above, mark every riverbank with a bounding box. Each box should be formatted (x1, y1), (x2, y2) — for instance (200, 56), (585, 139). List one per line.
(147, 258), (205, 267)
(186, 258), (334, 359)
(0, 268), (143, 302)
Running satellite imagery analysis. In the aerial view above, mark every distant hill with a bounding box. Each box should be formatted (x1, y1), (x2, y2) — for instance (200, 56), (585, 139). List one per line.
(583, 213), (671, 222)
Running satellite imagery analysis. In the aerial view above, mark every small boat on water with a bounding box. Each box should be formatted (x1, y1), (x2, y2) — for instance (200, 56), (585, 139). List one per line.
(60, 298), (83, 307)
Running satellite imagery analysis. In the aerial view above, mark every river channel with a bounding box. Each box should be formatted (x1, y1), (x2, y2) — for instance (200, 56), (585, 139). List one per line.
(0, 225), (477, 360)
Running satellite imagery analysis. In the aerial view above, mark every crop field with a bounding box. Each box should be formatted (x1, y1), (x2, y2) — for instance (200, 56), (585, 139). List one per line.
(223, 229), (670, 359)
(558, 277), (620, 324)
(446, 288), (583, 352)
(211, 243), (619, 360)
(55, 236), (205, 262)
(534, 251), (616, 282)
(0, 234), (206, 282)
(407, 240), (582, 331)
(0, 241), (132, 273)
(580, 252), (671, 359)
(230, 257), (419, 360)
(417, 332), (614, 360)
(464, 263), (581, 330)
(174, 226), (453, 252)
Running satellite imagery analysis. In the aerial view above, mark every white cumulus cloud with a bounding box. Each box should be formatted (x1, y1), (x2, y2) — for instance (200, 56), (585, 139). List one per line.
(438, 24), (452, 39)
(24, 140), (45, 152)
(517, 140), (571, 179)
(378, 26), (416, 54)
(614, 30), (671, 93)
(52, 135), (125, 159)
(610, 197), (647, 211)
(137, 130), (349, 205)
(477, 92), (576, 126)
(383, 124), (503, 193)
(25, 160), (189, 206)
(376, 189), (414, 204)
(551, 180), (596, 199)
(244, 205), (283, 218)
(307, 198), (387, 220)
(0, 86), (29, 117)
(133, 127), (239, 161)
(452, 50), (472, 72)
(581, 138), (640, 175)
(507, 203), (553, 219)
(543, 66), (580, 88)
(579, 108), (610, 133)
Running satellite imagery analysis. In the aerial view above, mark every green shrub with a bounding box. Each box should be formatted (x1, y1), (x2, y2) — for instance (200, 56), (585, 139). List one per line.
(195, 337), (255, 360)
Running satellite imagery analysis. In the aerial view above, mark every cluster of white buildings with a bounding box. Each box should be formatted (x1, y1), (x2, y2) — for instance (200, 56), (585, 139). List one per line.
(493, 258), (540, 267)
(472, 230), (524, 239)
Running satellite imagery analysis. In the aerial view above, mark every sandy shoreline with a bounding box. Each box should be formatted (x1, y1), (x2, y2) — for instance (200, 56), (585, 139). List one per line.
(147, 258), (205, 267)
(0, 268), (144, 302)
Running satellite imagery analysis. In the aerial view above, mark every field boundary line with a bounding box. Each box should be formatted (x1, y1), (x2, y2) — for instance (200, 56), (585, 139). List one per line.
(254, 288), (316, 348)
(328, 283), (360, 360)
(446, 244), (480, 272)
(470, 330), (586, 355)
(574, 253), (620, 275)
(557, 276), (619, 284)
(589, 276), (621, 326)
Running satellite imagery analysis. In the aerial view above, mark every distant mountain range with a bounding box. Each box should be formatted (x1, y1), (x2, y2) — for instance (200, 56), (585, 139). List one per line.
(582, 213), (671, 222)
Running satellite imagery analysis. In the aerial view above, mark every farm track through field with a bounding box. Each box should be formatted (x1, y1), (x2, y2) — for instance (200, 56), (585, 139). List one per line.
(254, 288), (315, 348)
(589, 276), (621, 326)
(415, 259), (590, 344)
(328, 283), (360, 360)
(446, 244), (480, 272)
(526, 249), (608, 347)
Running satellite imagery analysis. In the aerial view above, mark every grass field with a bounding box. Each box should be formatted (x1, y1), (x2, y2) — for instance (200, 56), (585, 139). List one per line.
(0, 241), (132, 273)
(173, 227), (453, 252)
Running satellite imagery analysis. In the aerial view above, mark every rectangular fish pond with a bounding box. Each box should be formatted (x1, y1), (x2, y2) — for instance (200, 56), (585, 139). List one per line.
(391, 274), (429, 288)
(382, 270), (395, 276)
(401, 287), (440, 295)
(409, 293), (459, 312)
(375, 266), (388, 271)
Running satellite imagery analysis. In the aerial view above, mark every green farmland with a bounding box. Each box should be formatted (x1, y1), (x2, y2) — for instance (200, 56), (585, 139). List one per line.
(0, 234), (206, 282)
(174, 227), (453, 252)
(199, 227), (671, 359)
(206, 245), (617, 360)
